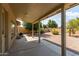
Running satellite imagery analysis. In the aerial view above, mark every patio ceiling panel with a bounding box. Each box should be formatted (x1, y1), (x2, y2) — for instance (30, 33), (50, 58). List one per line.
(9, 3), (76, 24)
(9, 3), (61, 23)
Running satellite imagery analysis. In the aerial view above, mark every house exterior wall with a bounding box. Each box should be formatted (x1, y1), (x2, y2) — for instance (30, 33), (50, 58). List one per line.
(0, 4), (17, 53)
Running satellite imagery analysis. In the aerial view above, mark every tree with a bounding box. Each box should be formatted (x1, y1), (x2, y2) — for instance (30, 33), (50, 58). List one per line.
(23, 22), (32, 30)
(75, 18), (79, 30)
(48, 19), (58, 28)
(43, 24), (47, 28)
(67, 18), (79, 36)
(23, 22), (43, 31)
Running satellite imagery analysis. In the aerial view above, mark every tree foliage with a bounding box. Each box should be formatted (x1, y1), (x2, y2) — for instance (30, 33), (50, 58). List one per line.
(23, 22), (43, 30)
(47, 19), (58, 28)
(67, 18), (79, 36)
(34, 22), (43, 30)
(23, 22), (32, 30)
(67, 18), (79, 30)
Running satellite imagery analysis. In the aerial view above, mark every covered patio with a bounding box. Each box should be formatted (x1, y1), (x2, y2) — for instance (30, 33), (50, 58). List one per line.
(0, 3), (78, 56)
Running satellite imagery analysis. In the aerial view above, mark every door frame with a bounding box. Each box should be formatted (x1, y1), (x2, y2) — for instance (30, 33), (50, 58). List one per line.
(1, 8), (8, 54)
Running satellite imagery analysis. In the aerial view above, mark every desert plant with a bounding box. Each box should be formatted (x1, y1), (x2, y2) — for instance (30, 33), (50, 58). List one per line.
(40, 28), (45, 34)
(52, 28), (59, 35)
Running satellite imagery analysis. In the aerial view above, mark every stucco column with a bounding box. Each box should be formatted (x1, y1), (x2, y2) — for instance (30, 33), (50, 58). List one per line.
(61, 4), (66, 56)
(38, 22), (41, 43)
(32, 24), (34, 38)
(0, 4), (2, 53)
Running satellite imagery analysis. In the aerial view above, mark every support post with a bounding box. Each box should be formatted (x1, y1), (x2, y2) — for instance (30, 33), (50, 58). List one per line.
(32, 24), (34, 38)
(38, 21), (41, 43)
(61, 4), (66, 56)
(0, 4), (2, 54)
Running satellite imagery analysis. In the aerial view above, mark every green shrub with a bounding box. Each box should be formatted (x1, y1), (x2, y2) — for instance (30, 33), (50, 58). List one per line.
(40, 28), (45, 34)
(52, 28), (59, 35)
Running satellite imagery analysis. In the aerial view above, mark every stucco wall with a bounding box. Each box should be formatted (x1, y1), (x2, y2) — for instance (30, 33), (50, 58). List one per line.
(0, 4), (17, 53)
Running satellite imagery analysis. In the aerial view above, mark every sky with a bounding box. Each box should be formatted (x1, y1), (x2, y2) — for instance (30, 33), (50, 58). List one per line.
(41, 5), (79, 27)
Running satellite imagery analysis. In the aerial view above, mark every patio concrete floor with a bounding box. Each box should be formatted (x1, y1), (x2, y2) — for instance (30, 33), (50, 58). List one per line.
(7, 35), (79, 56)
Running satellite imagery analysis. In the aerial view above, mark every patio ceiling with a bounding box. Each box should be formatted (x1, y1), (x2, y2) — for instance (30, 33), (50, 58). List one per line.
(9, 3), (76, 24)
